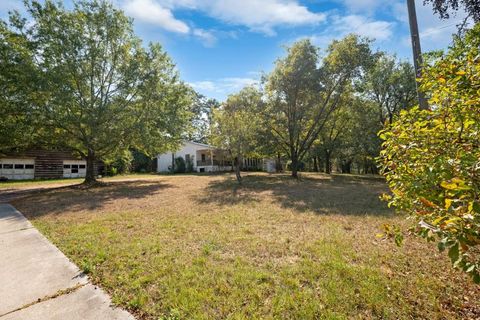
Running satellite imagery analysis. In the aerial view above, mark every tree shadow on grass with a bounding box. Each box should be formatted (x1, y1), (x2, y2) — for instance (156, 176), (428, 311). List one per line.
(12, 180), (174, 217)
(196, 173), (393, 216)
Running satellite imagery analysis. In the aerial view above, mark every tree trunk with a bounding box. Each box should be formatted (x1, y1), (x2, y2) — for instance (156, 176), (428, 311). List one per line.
(85, 149), (96, 184)
(317, 156), (324, 173)
(276, 152), (283, 172)
(234, 156), (242, 183)
(291, 152), (299, 178)
(325, 151), (331, 174)
(313, 156), (319, 172)
(341, 159), (352, 174)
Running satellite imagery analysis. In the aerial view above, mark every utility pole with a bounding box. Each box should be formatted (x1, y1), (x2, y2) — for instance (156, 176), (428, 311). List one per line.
(407, 0), (429, 110)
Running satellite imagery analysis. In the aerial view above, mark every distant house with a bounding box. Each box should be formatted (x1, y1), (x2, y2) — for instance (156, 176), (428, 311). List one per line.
(156, 141), (264, 173)
(0, 149), (103, 180)
(263, 159), (277, 173)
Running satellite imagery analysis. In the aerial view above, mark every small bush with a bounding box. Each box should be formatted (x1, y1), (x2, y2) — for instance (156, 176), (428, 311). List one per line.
(378, 25), (480, 283)
(174, 157), (186, 173)
(186, 157), (194, 173)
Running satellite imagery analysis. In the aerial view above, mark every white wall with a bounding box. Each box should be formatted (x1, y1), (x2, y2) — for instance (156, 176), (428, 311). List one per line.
(63, 160), (87, 178)
(157, 142), (212, 172)
(0, 158), (35, 180)
(264, 159), (277, 173)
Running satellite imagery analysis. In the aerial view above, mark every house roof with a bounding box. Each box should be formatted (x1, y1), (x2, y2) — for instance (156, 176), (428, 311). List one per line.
(184, 140), (216, 149)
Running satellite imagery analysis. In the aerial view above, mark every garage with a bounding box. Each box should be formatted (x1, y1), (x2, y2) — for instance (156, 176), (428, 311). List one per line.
(0, 159), (35, 180)
(63, 160), (87, 178)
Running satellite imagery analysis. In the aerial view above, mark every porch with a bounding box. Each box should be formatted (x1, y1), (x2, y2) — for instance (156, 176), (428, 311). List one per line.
(195, 149), (232, 172)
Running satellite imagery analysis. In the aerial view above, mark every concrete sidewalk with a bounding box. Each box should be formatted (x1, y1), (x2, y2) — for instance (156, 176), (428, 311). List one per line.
(0, 204), (134, 320)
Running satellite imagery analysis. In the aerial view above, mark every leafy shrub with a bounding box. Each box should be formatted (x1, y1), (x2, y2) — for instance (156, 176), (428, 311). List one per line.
(174, 156), (186, 173)
(131, 149), (154, 172)
(378, 25), (480, 282)
(185, 156), (194, 173)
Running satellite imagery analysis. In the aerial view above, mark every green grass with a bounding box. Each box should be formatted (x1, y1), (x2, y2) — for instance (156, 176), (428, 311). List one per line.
(13, 173), (480, 319)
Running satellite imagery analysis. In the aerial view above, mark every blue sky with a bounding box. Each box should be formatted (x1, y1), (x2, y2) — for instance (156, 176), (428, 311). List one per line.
(0, 0), (467, 101)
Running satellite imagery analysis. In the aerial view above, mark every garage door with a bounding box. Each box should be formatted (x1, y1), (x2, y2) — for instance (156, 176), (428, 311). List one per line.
(63, 160), (87, 178)
(0, 159), (35, 180)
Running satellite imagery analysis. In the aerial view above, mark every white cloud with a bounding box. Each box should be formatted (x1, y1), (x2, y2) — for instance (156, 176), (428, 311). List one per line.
(122, 0), (327, 42)
(155, 0), (326, 35)
(199, 0), (326, 35)
(333, 15), (394, 41)
(122, 0), (219, 46)
(221, 77), (259, 90)
(123, 0), (190, 34)
(189, 81), (217, 92)
(303, 14), (394, 50)
(192, 28), (217, 47)
(189, 77), (259, 100)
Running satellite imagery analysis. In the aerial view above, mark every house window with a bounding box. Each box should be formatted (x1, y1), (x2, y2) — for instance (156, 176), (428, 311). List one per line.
(15, 164), (24, 169)
(79, 164), (86, 169)
(71, 164), (79, 173)
(3, 164), (13, 169)
(64, 164), (71, 169)
(185, 154), (190, 162)
(25, 164), (34, 169)
(201, 154), (206, 162)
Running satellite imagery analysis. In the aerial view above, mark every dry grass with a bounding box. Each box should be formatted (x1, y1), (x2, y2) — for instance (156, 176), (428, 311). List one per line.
(11, 172), (480, 319)
(0, 173), (164, 190)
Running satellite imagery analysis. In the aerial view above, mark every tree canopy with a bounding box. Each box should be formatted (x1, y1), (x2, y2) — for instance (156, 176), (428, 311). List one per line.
(359, 53), (417, 125)
(262, 35), (373, 178)
(424, 0), (480, 22)
(211, 86), (263, 183)
(186, 93), (220, 144)
(0, 0), (192, 182)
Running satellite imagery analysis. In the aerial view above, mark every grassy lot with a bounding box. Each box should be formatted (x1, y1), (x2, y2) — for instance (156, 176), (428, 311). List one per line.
(12, 173), (480, 319)
(0, 173), (163, 190)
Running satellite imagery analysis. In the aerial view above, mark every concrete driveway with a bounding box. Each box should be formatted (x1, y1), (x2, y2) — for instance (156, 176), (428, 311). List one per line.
(0, 204), (134, 320)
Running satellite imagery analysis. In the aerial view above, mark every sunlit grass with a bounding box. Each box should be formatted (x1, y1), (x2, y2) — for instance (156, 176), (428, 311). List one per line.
(0, 173), (163, 189)
(12, 173), (480, 319)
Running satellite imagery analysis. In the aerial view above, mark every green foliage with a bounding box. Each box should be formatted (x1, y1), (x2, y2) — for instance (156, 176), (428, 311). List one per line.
(424, 0), (480, 22)
(174, 157), (186, 174)
(211, 86), (263, 182)
(131, 149), (154, 173)
(359, 53), (417, 124)
(310, 92), (355, 173)
(105, 149), (133, 176)
(262, 35), (373, 177)
(186, 92), (220, 144)
(379, 25), (480, 282)
(0, 16), (38, 152)
(1, 0), (191, 181)
(185, 156), (194, 173)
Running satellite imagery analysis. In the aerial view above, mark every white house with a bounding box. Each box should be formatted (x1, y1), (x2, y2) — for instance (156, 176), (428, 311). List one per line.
(157, 141), (276, 173)
(157, 141), (233, 173)
(263, 159), (277, 173)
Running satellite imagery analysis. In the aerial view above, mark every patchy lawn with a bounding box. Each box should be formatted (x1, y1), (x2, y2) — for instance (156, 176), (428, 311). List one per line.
(12, 173), (480, 319)
(0, 173), (165, 190)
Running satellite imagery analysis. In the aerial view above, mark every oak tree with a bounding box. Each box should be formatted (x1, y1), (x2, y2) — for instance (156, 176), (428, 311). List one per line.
(2, 0), (192, 183)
